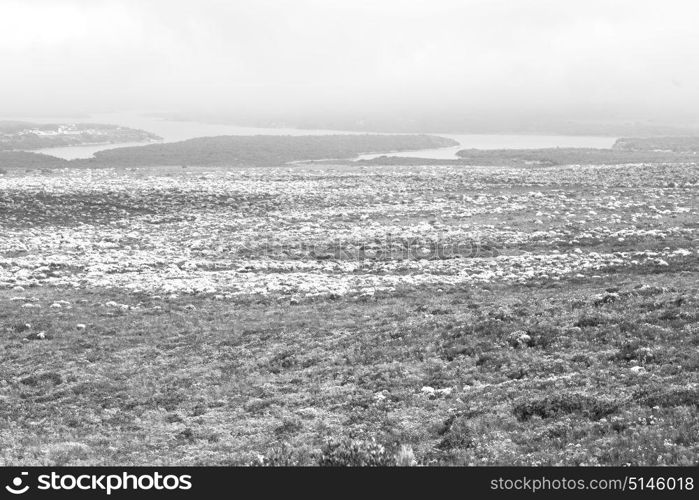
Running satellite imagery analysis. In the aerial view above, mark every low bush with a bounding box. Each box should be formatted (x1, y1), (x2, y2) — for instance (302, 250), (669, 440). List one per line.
(437, 416), (475, 450)
(513, 393), (619, 421)
(317, 437), (396, 466)
(634, 386), (698, 408)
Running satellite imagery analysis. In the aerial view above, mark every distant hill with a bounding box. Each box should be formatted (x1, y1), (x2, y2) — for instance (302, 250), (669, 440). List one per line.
(452, 147), (698, 165)
(613, 137), (699, 153)
(79, 134), (458, 167)
(343, 146), (699, 166)
(0, 121), (161, 151)
(0, 151), (67, 170)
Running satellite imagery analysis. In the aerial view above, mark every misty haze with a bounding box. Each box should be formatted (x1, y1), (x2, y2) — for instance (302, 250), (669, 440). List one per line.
(0, 0), (697, 475)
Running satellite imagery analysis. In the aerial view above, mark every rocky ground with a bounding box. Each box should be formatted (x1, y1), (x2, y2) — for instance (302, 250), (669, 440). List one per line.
(0, 162), (697, 465)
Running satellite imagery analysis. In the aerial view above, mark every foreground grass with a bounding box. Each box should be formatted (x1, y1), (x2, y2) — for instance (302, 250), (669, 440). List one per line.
(1, 266), (697, 466)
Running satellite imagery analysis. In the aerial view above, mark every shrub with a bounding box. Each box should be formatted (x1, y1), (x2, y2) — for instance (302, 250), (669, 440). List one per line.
(476, 352), (508, 369)
(506, 330), (532, 348)
(267, 351), (297, 373)
(20, 372), (63, 387)
(274, 419), (303, 438)
(593, 292), (620, 306)
(513, 393), (619, 421)
(571, 353), (593, 366)
(614, 341), (655, 363)
(529, 324), (560, 349)
(634, 386), (698, 408)
(575, 314), (607, 328)
(317, 437), (396, 466)
(437, 416), (475, 450)
(658, 309), (680, 321)
(395, 445), (417, 466)
(251, 443), (309, 466)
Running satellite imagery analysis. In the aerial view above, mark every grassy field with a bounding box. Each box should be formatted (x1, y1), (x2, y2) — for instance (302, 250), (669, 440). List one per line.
(0, 161), (697, 465)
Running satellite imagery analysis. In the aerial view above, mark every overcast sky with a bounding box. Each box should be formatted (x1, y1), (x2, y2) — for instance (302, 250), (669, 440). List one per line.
(1, 0), (698, 128)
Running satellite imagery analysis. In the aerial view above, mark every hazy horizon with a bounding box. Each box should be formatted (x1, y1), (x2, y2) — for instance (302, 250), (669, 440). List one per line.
(2, 0), (698, 133)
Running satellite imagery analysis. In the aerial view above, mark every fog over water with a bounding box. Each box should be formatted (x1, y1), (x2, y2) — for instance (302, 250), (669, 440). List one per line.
(2, 1), (698, 133)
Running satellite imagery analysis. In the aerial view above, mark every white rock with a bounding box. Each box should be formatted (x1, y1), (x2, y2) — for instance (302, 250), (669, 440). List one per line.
(420, 386), (435, 396)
